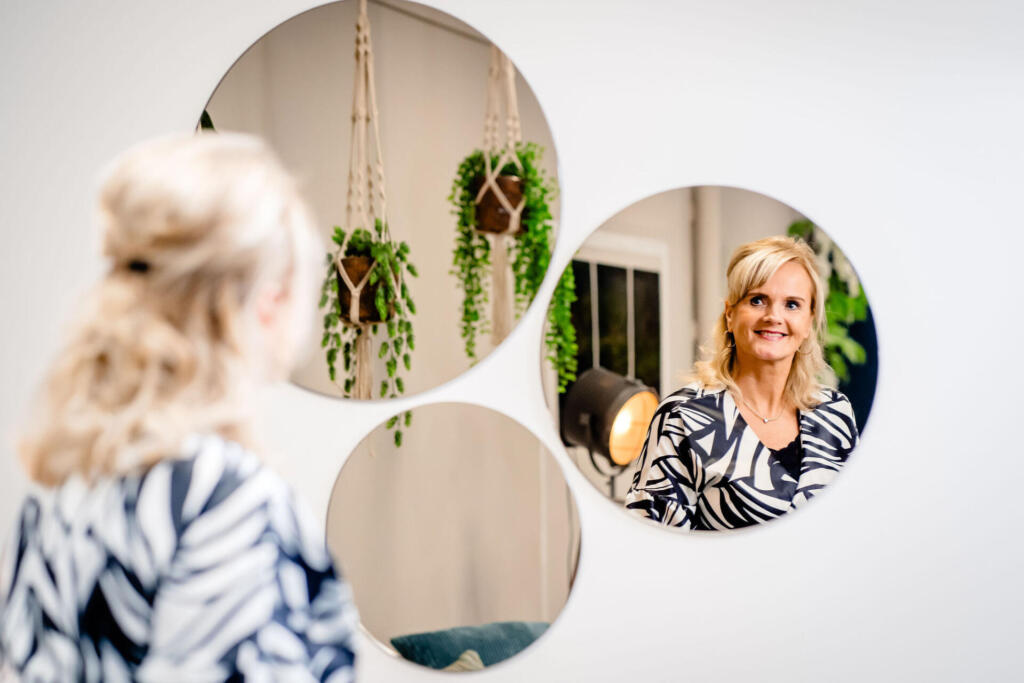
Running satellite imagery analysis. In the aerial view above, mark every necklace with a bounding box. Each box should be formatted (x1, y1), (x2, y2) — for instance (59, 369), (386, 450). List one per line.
(741, 395), (783, 423)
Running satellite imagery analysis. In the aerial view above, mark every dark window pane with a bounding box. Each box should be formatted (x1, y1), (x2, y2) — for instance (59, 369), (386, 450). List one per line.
(634, 269), (661, 395)
(597, 264), (628, 377)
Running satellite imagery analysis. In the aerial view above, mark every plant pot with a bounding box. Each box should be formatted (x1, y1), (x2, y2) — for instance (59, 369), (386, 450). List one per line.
(336, 256), (393, 324)
(474, 174), (525, 235)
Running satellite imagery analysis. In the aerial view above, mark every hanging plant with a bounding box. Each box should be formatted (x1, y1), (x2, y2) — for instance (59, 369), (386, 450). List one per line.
(316, 0), (416, 446)
(319, 218), (417, 445)
(787, 219), (868, 382)
(449, 143), (576, 390)
(449, 46), (578, 392)
(546, 262), (578, 393)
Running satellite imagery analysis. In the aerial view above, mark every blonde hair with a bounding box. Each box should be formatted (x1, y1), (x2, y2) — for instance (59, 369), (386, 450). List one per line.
(20, 132), (320, 486)
(693, 235), (827, 411)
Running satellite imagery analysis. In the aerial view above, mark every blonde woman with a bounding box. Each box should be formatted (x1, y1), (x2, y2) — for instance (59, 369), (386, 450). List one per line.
(0, 134), (357, 680)
(625, 236), (858, 530)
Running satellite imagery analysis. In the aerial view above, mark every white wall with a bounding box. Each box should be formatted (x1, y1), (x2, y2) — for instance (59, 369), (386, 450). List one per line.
(3, 1), (1024, 681)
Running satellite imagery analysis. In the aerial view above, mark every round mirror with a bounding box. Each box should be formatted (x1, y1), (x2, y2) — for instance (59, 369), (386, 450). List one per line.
(542, 186), (877, 531)
(326, 403), (580, 671)
(203, 0), (561, 420)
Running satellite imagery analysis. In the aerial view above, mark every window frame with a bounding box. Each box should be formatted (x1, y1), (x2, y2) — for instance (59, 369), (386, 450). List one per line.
(572, 231), (671, 395)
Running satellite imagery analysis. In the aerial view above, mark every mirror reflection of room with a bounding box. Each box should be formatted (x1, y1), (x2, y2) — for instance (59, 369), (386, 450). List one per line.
(326, 403), (580, 672)
(543, 187), (877, 526)
(203, 0), (561, 409)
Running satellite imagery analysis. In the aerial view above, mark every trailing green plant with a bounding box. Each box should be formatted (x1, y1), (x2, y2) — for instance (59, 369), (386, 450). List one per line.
(546, 265), (579, 392)
(319, 218), (417, 445)
(788, 220), (868, 383)
(449, 142), (578, 390)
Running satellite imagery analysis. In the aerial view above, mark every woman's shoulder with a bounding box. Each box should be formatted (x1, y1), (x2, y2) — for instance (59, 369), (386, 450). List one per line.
(810, 387), (856, 417)
(654, 383), (727, 420)
(806, 387), (859, 443)
(163, 434), (332, 570)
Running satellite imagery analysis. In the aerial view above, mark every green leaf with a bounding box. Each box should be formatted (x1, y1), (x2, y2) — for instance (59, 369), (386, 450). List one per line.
(395, 377), (404, 394)
(403, 353), (411, 371)
(380, 380), (389, 397)
(393, 430), (402, 447)
(386, 415), (398, 429)
(407, 263), (418, 277)
(378, 341), (389, 359)
(386, 358), (397, 378)
(404, 411), (412, 427)
(374, 286), (387, 321)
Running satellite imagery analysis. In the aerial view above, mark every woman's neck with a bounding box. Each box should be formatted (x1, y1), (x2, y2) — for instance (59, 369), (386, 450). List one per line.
(732, 357), (793, 416)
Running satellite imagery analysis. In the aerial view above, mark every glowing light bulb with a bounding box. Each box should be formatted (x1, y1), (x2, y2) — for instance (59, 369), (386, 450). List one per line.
(608, 391), (658, 466)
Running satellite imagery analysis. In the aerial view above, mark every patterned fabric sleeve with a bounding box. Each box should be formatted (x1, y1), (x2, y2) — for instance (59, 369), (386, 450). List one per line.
(0, 436), (357, 682)
(624, 396), (704, 528)
(136, 441), (358, 682)
(793, 389), (859, 505)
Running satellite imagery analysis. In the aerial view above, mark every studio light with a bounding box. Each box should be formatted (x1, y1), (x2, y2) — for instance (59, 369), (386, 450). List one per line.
(561, 367), (659, 467)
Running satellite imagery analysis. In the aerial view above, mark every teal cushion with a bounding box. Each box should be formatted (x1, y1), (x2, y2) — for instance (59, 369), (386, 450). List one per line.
(390, 621), (549, 669)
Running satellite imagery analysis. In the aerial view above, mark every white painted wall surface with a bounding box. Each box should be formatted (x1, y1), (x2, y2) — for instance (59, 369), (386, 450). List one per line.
(2, 1), (1023, 681)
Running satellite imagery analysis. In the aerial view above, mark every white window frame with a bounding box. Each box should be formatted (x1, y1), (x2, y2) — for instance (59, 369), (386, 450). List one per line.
(572, 230), (671, 394)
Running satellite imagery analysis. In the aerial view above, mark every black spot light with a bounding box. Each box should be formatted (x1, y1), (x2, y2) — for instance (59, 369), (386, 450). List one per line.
(560, 367), (659, 467)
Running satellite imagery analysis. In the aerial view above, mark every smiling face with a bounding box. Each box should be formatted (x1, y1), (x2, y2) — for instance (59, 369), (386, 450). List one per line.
(725, 260), (815, 369)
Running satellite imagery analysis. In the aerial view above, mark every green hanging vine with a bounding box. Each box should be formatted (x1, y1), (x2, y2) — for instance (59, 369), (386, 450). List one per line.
(449, 142), (578, 391)
(319, 218), (418, 445)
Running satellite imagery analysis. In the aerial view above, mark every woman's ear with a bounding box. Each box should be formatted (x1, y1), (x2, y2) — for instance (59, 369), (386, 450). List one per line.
(723, 301), (733, 330)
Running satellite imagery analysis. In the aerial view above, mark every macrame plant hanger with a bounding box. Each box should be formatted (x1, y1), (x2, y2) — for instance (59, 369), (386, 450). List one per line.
(477, 44), (525, 344)
(334, 0), (393, 399)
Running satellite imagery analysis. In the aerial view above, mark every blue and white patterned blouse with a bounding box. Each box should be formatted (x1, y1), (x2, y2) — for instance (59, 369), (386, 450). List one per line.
(0, 434), (357, 681)
(625, 385), (858, 530)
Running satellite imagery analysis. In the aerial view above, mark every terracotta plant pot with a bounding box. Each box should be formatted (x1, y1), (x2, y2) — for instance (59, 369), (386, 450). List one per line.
(474, 175), (525, 235)
(336, 256), (392, 324)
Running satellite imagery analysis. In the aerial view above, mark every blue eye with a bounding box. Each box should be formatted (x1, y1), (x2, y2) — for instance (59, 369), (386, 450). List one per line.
(750, 295), (764, 305)
(786, 300), (801, 310)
